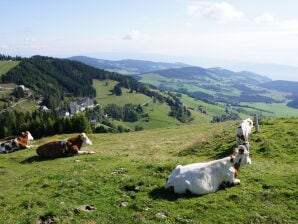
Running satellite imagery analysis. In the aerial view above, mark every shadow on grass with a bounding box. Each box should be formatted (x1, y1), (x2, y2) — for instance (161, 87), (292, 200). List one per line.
(212, 145), (235, 160)
(148, 186), (202, 201)
(20, 156), (53, 164)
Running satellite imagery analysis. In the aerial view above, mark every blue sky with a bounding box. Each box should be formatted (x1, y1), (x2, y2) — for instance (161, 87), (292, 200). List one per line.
(1, 0), (298, 80)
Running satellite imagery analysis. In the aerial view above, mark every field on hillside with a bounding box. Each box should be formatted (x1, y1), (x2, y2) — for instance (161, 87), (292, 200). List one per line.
(0, 118), (297, 223)
(93, 79), (183, 129)
(0, 61), (19, 75)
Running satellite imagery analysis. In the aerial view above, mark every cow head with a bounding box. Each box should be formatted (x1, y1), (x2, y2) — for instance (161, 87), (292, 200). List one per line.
(22, 131), (34, 141)
(245, 118), (253, 128)
(233, 145), (251, 166)
(80, 133), (93, 146)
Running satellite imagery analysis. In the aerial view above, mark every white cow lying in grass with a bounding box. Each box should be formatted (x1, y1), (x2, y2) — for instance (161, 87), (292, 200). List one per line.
(165, 145), (251, 195)
(236, 118), (253, 150)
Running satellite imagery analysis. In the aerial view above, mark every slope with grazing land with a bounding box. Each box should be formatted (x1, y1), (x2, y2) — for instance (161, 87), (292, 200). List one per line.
(0, 61), (20, 76)
(0, 117), (297, 223)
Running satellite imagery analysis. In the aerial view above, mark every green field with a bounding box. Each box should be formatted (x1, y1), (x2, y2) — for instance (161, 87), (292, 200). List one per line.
(0, 117), (297, 223)
(92, 79), (182, 129)
(0, 61), (19, 75)
(240, 102), (298, 117)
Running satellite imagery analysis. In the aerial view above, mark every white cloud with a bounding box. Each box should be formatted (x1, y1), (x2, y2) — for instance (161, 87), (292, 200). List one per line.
(203, 2), (244, 23)
(254, 12), (298, 31)
(187, 4), (199, 16)
(185, 22), (193, 28)
(0, 44), (9, 50)
(278, 19), (298, 30)
(254, 13), (275, 23)
(122, 30), (150, 41)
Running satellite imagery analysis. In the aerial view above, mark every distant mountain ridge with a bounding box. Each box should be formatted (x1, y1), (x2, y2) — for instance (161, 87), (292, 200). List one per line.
(69, 56), (189, 74)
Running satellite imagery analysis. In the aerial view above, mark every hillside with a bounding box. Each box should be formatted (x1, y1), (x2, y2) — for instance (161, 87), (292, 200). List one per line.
(260, 80), (298, 96)
(69, 56), (189, 75)
(0, 60), (20, 75)
(0, 56), (194, 138)
(0, 117), (297, 223)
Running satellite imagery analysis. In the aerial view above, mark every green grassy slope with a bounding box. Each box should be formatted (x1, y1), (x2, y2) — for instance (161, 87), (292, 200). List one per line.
(0, 117), (297, 223)
(93, 79), (182, 129)
(0, 61), (20, 75)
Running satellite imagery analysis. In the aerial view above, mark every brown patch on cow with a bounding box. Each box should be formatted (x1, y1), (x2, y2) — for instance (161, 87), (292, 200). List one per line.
(233, 158), (242, 178)
(17, 133), (30, 149)
(66, 135), (83, 154)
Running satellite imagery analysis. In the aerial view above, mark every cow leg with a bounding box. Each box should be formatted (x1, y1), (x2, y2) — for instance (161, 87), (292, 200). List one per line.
(232, 178), (241, 185)
(76, 150), (95, 155)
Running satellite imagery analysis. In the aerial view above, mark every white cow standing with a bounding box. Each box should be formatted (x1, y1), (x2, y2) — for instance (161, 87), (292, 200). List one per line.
(236, 118), (253, 150)
(165, 145), (251, 195)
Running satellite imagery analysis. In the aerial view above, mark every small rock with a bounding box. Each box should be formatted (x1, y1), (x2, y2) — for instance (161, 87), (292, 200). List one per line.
(74, 160), (81, 163)
(155, 211), (168, 218)
(77, 204), (96, 212)
(118, 201), (128, 207)
(143, 207), (151, 211)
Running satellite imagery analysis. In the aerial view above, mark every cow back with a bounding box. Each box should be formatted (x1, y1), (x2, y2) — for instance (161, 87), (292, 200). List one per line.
(36, 141), (67, 158)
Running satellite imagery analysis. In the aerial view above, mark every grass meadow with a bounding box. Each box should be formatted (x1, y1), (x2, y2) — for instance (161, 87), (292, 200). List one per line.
(0, 61), (19, 76)
(0, 117), (297, 223)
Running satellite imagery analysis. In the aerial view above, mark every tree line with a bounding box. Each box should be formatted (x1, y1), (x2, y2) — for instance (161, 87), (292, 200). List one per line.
(0, 110), (91, 139)
(0, 54), (22, 61)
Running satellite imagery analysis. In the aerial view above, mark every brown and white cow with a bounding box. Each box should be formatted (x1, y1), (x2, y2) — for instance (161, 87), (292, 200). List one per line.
(236, 118), (253, 150)
(165, 145), (251, 195)
(36, 133), (94, 158)
(0, 131), (34, 153)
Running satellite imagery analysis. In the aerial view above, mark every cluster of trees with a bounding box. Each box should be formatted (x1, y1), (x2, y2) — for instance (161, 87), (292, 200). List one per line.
(0, 110), (91, 139)
(0, 54), (22, 61)
(165, 92), (193, 123)
(86, 104), (144, 123)
(211, 112), (240, 123)
(85, 105), (144, 133)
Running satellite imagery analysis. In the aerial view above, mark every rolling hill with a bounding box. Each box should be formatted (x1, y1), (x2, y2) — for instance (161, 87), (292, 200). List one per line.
(135, 66), (298, 117)
(69, 56), (298, 118)
(0, 55), (195, 138)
